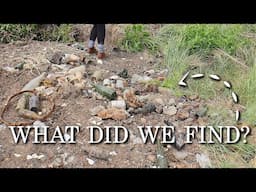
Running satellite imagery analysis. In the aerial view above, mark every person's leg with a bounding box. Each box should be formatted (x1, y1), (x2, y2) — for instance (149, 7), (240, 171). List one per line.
(96, 24), (105, 53)
(88, 24), (98, 54)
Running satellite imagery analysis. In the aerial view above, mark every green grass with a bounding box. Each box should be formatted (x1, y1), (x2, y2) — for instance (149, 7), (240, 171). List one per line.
(120, 24), (159, 53)
(0, 24), (74, 43)
(157, 24), (256, 167)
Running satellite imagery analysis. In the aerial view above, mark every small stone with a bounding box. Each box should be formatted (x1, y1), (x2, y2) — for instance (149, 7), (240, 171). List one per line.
(110, 100), (126, 110)
(97, 59), (103, 65)
(176, 111), (190, 120)
(103, 79), (111, 86)
(196, 106), (208, 117)
(158, 87), (172, 95)
(168, 98), (176, 105)
(109, 151), (117, 156)
(174, 132), (186, 150)
(189, 94), (199, 100)
(86, 158), (95, 165)
(153, 98), (165, 105)
(14, 153), (22, 158)
(196, 153), (212, 168)
(0, 124), (7, 130)
(141, 118), (147, 124)
(147, 154), (156, 162)
(116, 79), (124, 89)
(89, 105), (105, 116)
(110, 75), (119, 80)
(61, 103), (67, 107)
(89, 117), (103, 125)
(66, 155), (75, 164)
(172, 151), (188, 160)
(131, 74), (143, 84)
(155, 105), (163, 114)
(64, 134), (71, 142)
(163, 106), (177, 116)
(144, 69), (155, 76)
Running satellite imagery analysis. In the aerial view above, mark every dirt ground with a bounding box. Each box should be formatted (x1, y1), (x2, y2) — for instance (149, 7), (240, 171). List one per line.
(0, 40), (254, 168)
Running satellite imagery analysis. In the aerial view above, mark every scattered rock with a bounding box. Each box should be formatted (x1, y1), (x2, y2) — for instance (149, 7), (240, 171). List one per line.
(153, 98), (165, 105)
(89, 117), (103, 125)
(103, 79), (111, 86)
(64, 133), (71, 142)
(147, 154), (156, 162)
(163, 106), (177, 116)
(109, 151), (117, 156)
(134, 103), (156, 114)
(131, 74), (152, 84)
(50, 52), (65, 64)
(158, 87), (172, 96)
(189, 94), (199, 100)
(97, 59), (103, 65)
(123, 88), (143, 108)
(116, 79), (124, 89)
(97, 108), (128, 120)
(0, 124), (7, 130)
(140, 118), (147, 124)
(91, 70), (105, 81)
(82, 89), (93, 98)
(144, 69), (155, 76)
(174, 132), (186, 150)
(155, 105), (163, 114)
(118, 69), (129, 78)
(86, 158), (95, 165)
(172, 151), (189, 160)
(196, 106), (208, 117)
(90, 105), (106, 116)
(27, 153), (45, 160)
(51, 157), (63, 167)
(85, 146), (110, 161)
(196, 153), (212, 168)
(168, 98), (176, 106)
(176, 111), (190, 120)
(14, 153), (22, 158)
(110, 100), (126, 110)
(110, 75), (119, 80)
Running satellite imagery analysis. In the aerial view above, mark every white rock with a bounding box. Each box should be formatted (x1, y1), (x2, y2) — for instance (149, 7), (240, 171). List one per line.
(116, 79), (124, 89)
(61, 103), (67, 107)
(110, 75), (119, 80)
(196, 153), (212, 168)
(163, 106), (177, 116)
(109, 151), (117, 156)
(110, 100), (126, 110)
(26, 153), (45, 160)
(103, 79), (111, 86)
(2, 66), (18, 73)
(89, 117), (103, 125)
(97, 59), (103, 65)
(0, 124), (7, 130)
(14, 153), (22, 157)
(86, 158), (95, 165)
(64, 134), (71, 142)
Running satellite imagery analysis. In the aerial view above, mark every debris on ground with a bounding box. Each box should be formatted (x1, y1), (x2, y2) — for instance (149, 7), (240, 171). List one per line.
(97, 108), (129, 120)
(196, 153), (212, 168)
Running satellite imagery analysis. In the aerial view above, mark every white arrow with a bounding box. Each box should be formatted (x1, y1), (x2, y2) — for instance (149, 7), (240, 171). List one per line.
(178, 71), (190, 87)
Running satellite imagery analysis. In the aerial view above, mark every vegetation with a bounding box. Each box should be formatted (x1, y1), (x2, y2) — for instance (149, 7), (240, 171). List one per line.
(0, 24), (74, 43)
(120, 24), (159, 53)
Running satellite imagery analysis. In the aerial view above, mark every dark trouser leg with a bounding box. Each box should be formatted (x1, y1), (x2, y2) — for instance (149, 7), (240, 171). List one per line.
(96, 24), (105, 53)
(88, 24), (97, 48)
(89, 24), (97, 41)
(96, 24), (105, 44)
